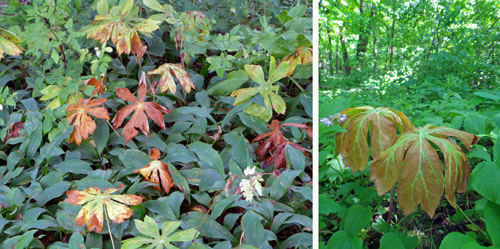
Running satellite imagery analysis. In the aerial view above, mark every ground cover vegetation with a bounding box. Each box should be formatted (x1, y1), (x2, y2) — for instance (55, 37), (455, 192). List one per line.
(319, 0), (500, 248)
(0, 0), (312, 248)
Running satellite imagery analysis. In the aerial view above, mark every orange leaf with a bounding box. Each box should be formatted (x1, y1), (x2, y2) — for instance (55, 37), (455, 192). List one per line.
(335, 106), (414, 172)
(66, 97), (109, 146)
(148, 63), (195, 94)
(85, 74), (107, 97)
(280, 46), (312, 77)
(134, 148), (175, 194)
(370, 125), (478, 218)
(64, 184), (143, 233)
(252, 120), (311, 169)
(112, 72), (170, 143)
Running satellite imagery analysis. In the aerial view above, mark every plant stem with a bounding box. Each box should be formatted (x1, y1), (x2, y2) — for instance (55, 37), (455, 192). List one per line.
(387, 187), (395, 223)
(104, 208), (116, 249)
(456, 205), (486, 236)
(192, 191), (222, 242)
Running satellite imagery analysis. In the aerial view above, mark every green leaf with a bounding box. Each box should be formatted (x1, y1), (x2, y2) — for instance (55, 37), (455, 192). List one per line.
(242, 211), (266, 248)
(285, 144), (306, 172)
(207, 70), (249, 95)
(342, 204), (371, 236)
(94, 120), (109, 155)
(54, 159), (92, 175)
(485, 201), (500, 247)
(142, 0), (164, 12)
(281, 232), (312, 248)
(14, 229), (38, 249)
(379, 233), (405, 249)
(189, 142), (225, 178)
(238, 112), (269, 134)
(7, 150), (23, 171)
(471, 162), (500, 205)
(439, 232), (475, 249)
(326, 230), (362, 249)
(96, 0), (109, 15)
(143, 200), (177, 220)
(318, 194), (341, 215)
(224, 132), (249, 169)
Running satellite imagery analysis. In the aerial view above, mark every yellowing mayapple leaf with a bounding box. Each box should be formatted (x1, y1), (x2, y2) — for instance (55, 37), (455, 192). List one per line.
(64, 184), (143, 233)
(336, 106), (414, 172)
(370, 125), (478, 218)
(230, 57), (289, 121)
(148, 63), (195, 94)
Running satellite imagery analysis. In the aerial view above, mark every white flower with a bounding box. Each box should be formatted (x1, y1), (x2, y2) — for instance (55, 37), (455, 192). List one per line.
(244, 166), (256, 176)
(239, 166), (263, 202)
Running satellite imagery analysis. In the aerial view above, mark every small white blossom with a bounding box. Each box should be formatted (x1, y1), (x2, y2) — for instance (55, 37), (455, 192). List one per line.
(239, 166), (263, 202)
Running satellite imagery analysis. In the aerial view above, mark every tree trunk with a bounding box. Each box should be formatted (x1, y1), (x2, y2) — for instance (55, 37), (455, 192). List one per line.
(340, 33), (351, 75)
(371, 5), (377, 73)
(389, 0), (396, 70)
(356, 0), (369, 64)
(327, 28), (335, 75)
(336, 37), (340, 73)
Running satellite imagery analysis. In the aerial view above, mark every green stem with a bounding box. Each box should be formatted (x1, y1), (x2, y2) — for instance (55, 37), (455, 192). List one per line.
(104, 208), (116, 249)
(456, 205), (487, 238)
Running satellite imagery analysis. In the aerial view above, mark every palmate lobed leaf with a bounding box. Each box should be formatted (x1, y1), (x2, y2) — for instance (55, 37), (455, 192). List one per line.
(83, 0), (161, 62)
(121, 215), (197, 249)
(230, 57), (290, 121)
(64, 184), (143, 233)
(148, 63), (195, 94)
(370, 124), (478, 218)
(112, 72), (170, 143)
(253, 120), (311, 169)
(336, 106), (414, 172)
(66, 97), (110, 146)
(280, 46), (313, 77)
(134, 148), (175, 194)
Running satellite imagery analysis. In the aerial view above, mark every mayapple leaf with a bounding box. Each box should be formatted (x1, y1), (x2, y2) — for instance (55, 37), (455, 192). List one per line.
(121, 215), (197, 249)
(280, 46), (313, 77)
(336, 106), (414, 172)
(231, 57), (289, 121)
(112, 72), (170, 143)
(134, 148), (175, 194)
(148, 63), (195, 94)
(370, 124), (478, 218)
(63, 184), (143, 233)
(83, 0), (160, 62)
(253, 120), (311, 169)
(66, 97), (109, 146)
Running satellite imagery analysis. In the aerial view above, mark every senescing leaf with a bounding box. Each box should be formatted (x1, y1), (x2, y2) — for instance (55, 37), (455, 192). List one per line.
(253, 119), (311, 169)
(134, 148), (175, 194)
(0, 28), (23, 60)
(82, 0), (161, 62)
(230, 57), (290, 121)
(148, 63), (195, 94)
(112, 72), (170, 143)
(335, 106), (414, 172)
(370, 124), (478, 218)
(66, 97), (109, 146)
(280, 46), (313, 77)
(85, 74), (107, 97)
(63, 184), (143, 233)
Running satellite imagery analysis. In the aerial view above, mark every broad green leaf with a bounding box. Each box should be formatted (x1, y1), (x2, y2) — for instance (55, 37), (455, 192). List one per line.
(189, 142), (225, 177)
(94, 120), (109, 154)
(342, 204), (371, 236)
(326, 230), (362, 249)
(370, 125), (478, 218)
(379, 233), (405, 249)
(471, 162), (500, 205)
(244, 64), (266, 85)
(242, 211), (266, 248)
(439, 232), (475, 249)
(484, 201), (500, 247)
(337, 106), (414, 172)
